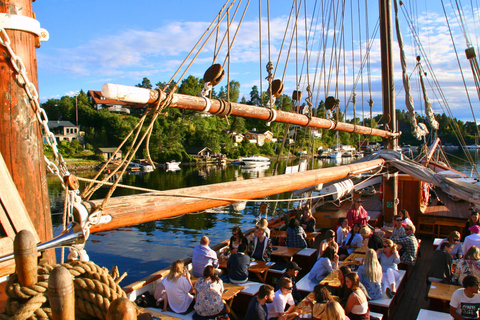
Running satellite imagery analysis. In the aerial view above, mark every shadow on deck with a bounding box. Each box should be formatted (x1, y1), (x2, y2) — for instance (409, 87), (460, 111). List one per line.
(390, 236), (434, 320)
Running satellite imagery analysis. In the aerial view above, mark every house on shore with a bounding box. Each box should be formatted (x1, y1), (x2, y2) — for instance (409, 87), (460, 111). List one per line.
(47, 121), (84, 144)
(98, 147), (123, 161)
(186, 146), (212, 159)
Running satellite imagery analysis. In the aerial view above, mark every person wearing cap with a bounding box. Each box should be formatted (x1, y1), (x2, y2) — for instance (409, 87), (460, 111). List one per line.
(275, 261), (302, 304)
(464, 225), (480, 254)
(227, 243), (250, 284)
(464, 211), (480, 240)
(346, 198), (369, 229)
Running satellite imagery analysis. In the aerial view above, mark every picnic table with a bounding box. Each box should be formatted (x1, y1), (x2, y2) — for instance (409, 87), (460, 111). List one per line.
(319, 253), (365, 287)
(271, 246), (303, 262)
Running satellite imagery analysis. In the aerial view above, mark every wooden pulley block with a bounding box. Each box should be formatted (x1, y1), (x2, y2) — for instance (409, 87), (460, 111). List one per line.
(203, 64), (225, 86)
(325, 96), (339, 110)
(259, 202), (267, 213)
(268, 79), (284, 97)
(64, 175), (79, 190)
(292, 90), (302, 101)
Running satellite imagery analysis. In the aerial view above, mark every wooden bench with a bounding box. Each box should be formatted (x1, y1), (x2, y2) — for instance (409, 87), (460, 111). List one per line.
(417, 216), (436, 236)
(416, 309), (451, 320)
(296, 271), (317, 294)
(368, 269), (406, 320)
(435, 219), (466, 238)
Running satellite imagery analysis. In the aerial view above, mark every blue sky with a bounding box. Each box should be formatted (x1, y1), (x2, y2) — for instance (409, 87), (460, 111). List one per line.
(33, 0), (480, 122)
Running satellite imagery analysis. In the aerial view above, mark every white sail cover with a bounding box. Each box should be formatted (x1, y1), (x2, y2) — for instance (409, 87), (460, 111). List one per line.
(361, 150), (480, 205)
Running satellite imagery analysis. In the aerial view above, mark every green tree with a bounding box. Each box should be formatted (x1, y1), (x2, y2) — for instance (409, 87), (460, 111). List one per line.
(136, 77), (152, 89)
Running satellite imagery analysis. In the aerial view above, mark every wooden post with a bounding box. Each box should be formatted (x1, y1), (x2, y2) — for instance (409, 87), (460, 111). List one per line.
(14, 230), (37, 287)
(379, 0), (398, 223)
(48, 266), (75, 320)
(106, 298), (137, 320)
(0, 0), (54, 261)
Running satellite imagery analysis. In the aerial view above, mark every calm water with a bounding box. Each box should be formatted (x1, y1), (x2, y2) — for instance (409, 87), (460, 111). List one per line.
(47, 150), (479, 286)
(48, 157), (351, 285)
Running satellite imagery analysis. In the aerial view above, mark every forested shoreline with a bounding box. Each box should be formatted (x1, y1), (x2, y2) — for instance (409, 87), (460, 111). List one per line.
(41, 76), (479, 162)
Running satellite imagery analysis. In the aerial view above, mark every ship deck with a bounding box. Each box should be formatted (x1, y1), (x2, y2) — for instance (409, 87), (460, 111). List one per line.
(422, 188), (471, 219)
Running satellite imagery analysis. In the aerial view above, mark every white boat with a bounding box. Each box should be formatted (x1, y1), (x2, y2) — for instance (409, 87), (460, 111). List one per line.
(166, 160), (181, 170)
(239, 156), (271, 168)
(128, 162), (154, 172)
(329, 150), (342, 159)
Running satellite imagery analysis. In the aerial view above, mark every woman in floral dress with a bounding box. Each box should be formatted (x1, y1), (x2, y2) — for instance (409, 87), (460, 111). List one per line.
(194, 265), (229, 318)
(454, 245), (480, 285)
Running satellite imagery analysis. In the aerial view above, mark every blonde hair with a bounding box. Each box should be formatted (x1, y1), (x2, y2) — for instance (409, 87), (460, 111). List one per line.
(325, 301), (346, 320)
(257, 218), (268, 228)
(359, 226), (371, 237)
(405, 222), (416, 233)
(466, 246), (480, 260)
(364, 249), (383, 283)
(167, 260), (184, 282)
(383, 239), (397, 252)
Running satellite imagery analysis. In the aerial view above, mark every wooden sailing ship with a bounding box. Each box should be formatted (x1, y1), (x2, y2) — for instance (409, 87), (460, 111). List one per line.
(2, 0), (480, 318)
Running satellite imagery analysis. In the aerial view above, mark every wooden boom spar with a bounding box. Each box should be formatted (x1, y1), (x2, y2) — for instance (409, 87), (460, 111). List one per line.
(84, 159), (384, 233)
(102, 83), (398, 138)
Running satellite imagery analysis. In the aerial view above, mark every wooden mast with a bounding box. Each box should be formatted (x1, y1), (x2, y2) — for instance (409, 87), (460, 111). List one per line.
(380, 0), (398, 224)
(83, 159), (384, 233)
(0, 1), (54, 259)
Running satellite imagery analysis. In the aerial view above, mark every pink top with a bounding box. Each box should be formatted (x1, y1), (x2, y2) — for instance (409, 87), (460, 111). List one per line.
(346, 207), (368, 228)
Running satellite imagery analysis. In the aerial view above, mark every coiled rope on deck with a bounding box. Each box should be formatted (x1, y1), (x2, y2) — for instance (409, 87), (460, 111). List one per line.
(0, 260), (127, 320)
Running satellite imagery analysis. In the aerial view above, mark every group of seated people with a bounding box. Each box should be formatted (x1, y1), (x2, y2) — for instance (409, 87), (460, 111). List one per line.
(158, 201), (420, 319)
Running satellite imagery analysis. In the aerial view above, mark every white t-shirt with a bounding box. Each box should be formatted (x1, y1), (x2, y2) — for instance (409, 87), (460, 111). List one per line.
(267, 289), (294, 319)
(450, 288), (480, 319)
(162, 276), (194, 313)
(336, 226), (345, 245)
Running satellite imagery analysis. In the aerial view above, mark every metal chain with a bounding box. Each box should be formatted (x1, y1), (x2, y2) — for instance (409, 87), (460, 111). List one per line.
(0, 27), (88, 240)
(0, 27), (72, 187)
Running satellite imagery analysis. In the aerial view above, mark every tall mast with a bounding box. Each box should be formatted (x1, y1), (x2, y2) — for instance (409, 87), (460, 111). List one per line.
(0, 0), (54, 260)
(379, 0), (398, 223)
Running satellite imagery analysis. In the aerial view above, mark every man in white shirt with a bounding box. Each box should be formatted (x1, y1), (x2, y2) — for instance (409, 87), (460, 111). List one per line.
(450, 275), (480, 320)
(267, 277), (299, 319)
(464, 225), (480, 254)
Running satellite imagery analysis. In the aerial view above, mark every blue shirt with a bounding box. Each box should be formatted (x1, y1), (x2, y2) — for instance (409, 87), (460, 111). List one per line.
(192, 244), (219, 277)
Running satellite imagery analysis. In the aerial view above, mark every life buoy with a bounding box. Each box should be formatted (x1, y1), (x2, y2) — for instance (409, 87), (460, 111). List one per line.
(421, 182), (430, 205)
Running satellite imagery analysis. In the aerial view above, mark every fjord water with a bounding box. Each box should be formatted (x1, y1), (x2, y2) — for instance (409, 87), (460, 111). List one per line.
(48, 158), (346, 285)
(47, 150), (478, 285)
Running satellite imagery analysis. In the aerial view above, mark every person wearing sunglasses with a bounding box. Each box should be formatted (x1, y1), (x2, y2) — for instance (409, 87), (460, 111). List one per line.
(377, 239), (401, 298)
(436, 231), (463, 259)
(346, 198), (369, 229)
(391, 215), (406, 239)
(267, 277), (299, 319)
(391, 222), (418, 266)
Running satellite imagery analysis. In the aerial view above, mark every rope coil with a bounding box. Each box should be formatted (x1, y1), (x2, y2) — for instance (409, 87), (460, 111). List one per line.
(0, 260), (127, 320)
(213, 99), (233, 124)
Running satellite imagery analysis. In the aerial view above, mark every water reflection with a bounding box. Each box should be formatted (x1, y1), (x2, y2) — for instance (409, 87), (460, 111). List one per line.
(48, 157), (357, 285)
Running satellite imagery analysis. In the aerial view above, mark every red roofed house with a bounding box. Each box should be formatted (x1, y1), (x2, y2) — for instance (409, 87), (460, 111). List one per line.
(88, 90), (145, 114)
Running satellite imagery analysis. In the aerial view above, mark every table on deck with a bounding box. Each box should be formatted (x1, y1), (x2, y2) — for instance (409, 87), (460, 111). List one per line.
(271, 246), (303, 262)
(270, 231), (321, 248)
(218, 256), (271, 283)
(319, 253), (365, 287)
(428, 282), (461, 301)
